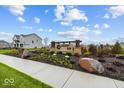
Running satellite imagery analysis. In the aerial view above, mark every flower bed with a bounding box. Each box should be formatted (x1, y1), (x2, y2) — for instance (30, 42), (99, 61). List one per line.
(29, 52), (74, 69)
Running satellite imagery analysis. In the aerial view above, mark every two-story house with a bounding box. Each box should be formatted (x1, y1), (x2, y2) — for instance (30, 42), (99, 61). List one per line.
(12, 33), (43, 48)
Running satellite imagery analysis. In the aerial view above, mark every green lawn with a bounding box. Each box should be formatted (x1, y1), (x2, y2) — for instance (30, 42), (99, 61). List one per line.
(0, 49), (13, 54)
(0, 63), (52, 88)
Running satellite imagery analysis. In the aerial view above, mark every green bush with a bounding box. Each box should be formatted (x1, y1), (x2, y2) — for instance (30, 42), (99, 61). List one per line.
(50, 51), (55, 54)
(11, 49), (20, 55)
(66, 52), (72, 56)
(57, 51), (63, 54)
(29, 52), (73, 69)
(68, 64), (73, 69)
(83, 52), (91, 57)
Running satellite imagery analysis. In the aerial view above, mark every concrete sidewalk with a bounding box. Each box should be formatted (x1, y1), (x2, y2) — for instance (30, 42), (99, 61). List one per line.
(0, 54), (124, 88)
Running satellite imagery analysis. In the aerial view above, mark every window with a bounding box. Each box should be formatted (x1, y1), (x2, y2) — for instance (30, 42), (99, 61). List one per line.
(14, 44), (16, 47)
(32, 40), (34, 44)
(20, 44), (23, 47)
(37, 40), (38, 42)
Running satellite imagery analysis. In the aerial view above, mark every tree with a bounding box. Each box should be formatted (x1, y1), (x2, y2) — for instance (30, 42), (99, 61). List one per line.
(112, 41), (123, 54)
(88, 44), (97, 56)
(97, 44), (104, 56)
(97, 44), (112, 57)
(44, 37), (49, 47)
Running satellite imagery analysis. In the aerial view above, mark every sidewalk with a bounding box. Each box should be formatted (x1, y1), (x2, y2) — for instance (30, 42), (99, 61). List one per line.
(0, 54), (124, 88)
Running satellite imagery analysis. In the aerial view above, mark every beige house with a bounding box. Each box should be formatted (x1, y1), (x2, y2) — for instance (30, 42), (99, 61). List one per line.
(50, 40), (82, 55)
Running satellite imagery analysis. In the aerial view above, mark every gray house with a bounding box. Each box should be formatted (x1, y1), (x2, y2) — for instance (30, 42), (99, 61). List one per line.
(0, 40), (11, 48)
(12, 33), (43, 48)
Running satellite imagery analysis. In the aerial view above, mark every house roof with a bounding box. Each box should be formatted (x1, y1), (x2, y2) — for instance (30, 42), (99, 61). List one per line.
(14, 33), (42, 40)
(0, 40), (9, 44)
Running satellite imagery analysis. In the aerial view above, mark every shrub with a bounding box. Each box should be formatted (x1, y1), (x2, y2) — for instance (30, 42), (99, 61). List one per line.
(83, 52), (91, 57)
(29, 55), (41, 61)
(74, 53), (80, 57)
(64, 62), (68, 67)
(66, 52), (72, 56)
(57, 51), (62, 55)
(68, 64), (73, 69)
(11, 49), (20, 55)
(50, 51), (55, 54)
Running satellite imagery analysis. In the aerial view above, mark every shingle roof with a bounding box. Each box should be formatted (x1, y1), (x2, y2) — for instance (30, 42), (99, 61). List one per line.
(14, 33), (42, 40)
(0, 40), (9, 44)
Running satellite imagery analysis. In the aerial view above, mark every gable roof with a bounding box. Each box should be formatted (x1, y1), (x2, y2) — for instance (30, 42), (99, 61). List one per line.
(14, 33), (42, 40)
(0, 40), (9, 44)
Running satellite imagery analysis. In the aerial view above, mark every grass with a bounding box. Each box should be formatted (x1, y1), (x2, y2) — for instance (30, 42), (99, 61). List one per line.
(0, 49), (13, 54)
(0, 63), (52, 88)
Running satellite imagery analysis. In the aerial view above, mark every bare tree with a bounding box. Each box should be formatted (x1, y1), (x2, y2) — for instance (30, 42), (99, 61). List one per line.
(44, 37), (48, 47)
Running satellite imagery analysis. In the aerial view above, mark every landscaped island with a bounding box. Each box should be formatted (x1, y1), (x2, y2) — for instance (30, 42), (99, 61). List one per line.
(0, 63), (52, 88)
(0, 41), (124, 81)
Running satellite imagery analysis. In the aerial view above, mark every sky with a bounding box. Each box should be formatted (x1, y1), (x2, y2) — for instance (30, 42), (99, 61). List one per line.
(0, 5), (124, 44)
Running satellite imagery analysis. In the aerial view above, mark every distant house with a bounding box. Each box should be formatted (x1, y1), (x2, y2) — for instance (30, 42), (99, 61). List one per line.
(0, 40), (11, 48)
(12, 33), (43, 48)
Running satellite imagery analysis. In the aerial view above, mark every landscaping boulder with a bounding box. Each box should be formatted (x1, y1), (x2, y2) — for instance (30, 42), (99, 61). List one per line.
(79, 58), (104, 73)
(21, 49), (33, 58)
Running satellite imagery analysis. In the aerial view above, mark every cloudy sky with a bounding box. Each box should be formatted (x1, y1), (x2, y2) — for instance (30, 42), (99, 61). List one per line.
(0, 5), (124, 43)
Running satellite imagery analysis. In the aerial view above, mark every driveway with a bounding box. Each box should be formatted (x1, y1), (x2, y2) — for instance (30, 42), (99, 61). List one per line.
(0, 54), (124, 88)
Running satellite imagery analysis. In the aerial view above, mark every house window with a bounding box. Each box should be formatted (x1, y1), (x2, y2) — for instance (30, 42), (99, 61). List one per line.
(20, 44), (23, 47)
(37, 40), (38, 42)
(32, 40), (34, 44)
(14, 44), (16, 47)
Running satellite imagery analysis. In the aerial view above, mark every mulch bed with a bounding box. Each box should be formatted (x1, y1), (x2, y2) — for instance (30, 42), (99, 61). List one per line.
(5, 53), (124, 81)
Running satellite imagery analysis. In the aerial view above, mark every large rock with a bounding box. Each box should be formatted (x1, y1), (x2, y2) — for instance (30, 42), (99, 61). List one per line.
(21, 49), (32, 58)
(79, 58), (104, 73)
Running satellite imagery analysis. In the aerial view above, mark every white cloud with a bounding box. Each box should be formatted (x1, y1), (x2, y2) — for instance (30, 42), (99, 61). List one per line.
(34, 17), (40, 24)
(55, 5), (88, 26)
(55, 5), (65, 20)
(94, 30), (102, 35)
(103, 23), (110, 29)
(104, 13), (110, 19)
(0, 32), (13, 42)
(58, 26), (90, 40)
(6, 5), (26, 23)
(38, 28), (44, 32)
(45, 9), (49, 14)
(93, 23), (110, 35)
(22, 26), (32, 30)
(48, 29), (52, 32)
(60, 21), (72, 26)
(18, 17), (26, 23)
(94, 24), (100, 29)
(7, 5), (25, 16)
(109, 5), (124, 18)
